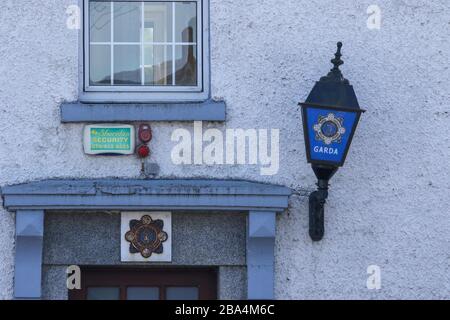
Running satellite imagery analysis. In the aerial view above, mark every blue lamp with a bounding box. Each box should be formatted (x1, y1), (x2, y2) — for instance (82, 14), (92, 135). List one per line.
(300, 42), (365, 241)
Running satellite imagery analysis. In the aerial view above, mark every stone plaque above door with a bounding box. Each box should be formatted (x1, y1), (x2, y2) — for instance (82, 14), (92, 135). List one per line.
(121, 212), (172, 262)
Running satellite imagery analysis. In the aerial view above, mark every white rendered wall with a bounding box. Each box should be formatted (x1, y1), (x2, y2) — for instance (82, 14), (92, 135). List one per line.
(0, 0), (449, 299)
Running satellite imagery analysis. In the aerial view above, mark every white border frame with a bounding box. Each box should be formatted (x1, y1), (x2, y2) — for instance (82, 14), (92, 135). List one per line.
(79, 0), (210, 103)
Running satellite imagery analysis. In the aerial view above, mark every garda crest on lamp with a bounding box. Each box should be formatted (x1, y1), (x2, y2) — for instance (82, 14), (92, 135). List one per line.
(299, 42), (365, 241)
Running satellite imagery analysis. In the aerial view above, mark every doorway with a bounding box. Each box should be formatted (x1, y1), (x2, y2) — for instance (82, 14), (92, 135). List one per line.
(69, 267), (217, 300)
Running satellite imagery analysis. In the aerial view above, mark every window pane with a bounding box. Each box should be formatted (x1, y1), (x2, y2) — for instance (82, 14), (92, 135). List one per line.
(114, 2), (141, 42)
(87, 1), (201, 89)
(175, 45), (197, 86)
(114, 45), (141, 85)
(90, 1), (111, 42)
(90, 44), (111, 85)
(166, 287), (199, 300)
(144, 45), (171, 85)
(175, 2), (197, 43)
(87, 287), (120, 300)
(127, 287), (160, 300)
(144, 2), (172, 42)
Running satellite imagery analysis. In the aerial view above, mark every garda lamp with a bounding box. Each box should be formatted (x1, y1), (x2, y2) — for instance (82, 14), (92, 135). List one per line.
(299, 42), (365, 241)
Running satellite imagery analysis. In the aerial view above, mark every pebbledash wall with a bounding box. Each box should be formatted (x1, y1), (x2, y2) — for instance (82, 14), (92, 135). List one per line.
(0, 0), (449, 300)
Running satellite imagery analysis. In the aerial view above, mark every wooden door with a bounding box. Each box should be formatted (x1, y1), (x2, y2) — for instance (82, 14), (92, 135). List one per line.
(69, 268), (217, 300)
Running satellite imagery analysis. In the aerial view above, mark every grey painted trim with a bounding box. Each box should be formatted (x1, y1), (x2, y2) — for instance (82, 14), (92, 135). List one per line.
(14, 210), (44, 299)
(60, 100), (226, 122)
(2, 179), (292, 195)
(247, 211), (276, 300)
(2, 179), (291, 212)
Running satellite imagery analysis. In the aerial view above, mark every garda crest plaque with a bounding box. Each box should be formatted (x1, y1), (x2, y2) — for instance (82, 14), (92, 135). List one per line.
(121, 212), (172, 262)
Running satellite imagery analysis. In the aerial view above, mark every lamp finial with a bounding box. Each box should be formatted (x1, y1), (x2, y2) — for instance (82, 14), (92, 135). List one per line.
(320, 41), (349, 84)
(332, 42), (343, 70)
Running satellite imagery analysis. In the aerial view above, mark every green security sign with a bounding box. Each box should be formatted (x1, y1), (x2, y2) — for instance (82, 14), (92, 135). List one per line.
(83, 125), (135, 155)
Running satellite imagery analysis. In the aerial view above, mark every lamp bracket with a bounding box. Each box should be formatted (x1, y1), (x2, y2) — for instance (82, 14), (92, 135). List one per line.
(309, 179), (329, 241)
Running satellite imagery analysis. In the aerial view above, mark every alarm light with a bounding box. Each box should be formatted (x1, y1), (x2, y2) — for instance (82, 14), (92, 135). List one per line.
(136, 144), (150, 158)
(138, 124), (152, 143)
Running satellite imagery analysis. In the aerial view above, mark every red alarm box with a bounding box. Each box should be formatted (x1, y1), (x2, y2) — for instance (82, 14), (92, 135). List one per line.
(138, 124), (152, 143)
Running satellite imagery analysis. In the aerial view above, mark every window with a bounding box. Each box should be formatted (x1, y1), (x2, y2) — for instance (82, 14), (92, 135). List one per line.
(69, 268), (217, 300)
(81, 0), (209, 102)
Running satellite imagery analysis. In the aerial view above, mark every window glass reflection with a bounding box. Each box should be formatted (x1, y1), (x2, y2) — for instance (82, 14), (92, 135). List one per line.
(175, 45), (197, 86)
(114, 45), (141, 85)
(90, 2), (111, 42)
(90, 44), (111, 85)
(166, 287), (199, 300)
(87, 287), (120, 300)
(175, 2), (197, 43)
(144, 2), (172, 42)
(114, 2), (141, 42)
(144, 45), (171, 85)
(127, 287), (160, 300)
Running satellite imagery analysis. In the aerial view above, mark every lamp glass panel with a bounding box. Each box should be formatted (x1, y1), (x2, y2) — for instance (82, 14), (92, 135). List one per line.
(305, 107), (357, 164)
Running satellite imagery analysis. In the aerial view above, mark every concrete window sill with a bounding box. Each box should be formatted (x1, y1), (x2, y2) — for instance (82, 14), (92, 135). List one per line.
(60, 100), (226, 122)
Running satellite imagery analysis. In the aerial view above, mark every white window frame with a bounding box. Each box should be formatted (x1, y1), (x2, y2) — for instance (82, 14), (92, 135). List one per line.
(79, 0), (209, 103)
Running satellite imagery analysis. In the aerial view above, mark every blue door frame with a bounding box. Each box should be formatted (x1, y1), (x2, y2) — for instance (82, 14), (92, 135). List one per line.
(1, 179), (291, 300)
